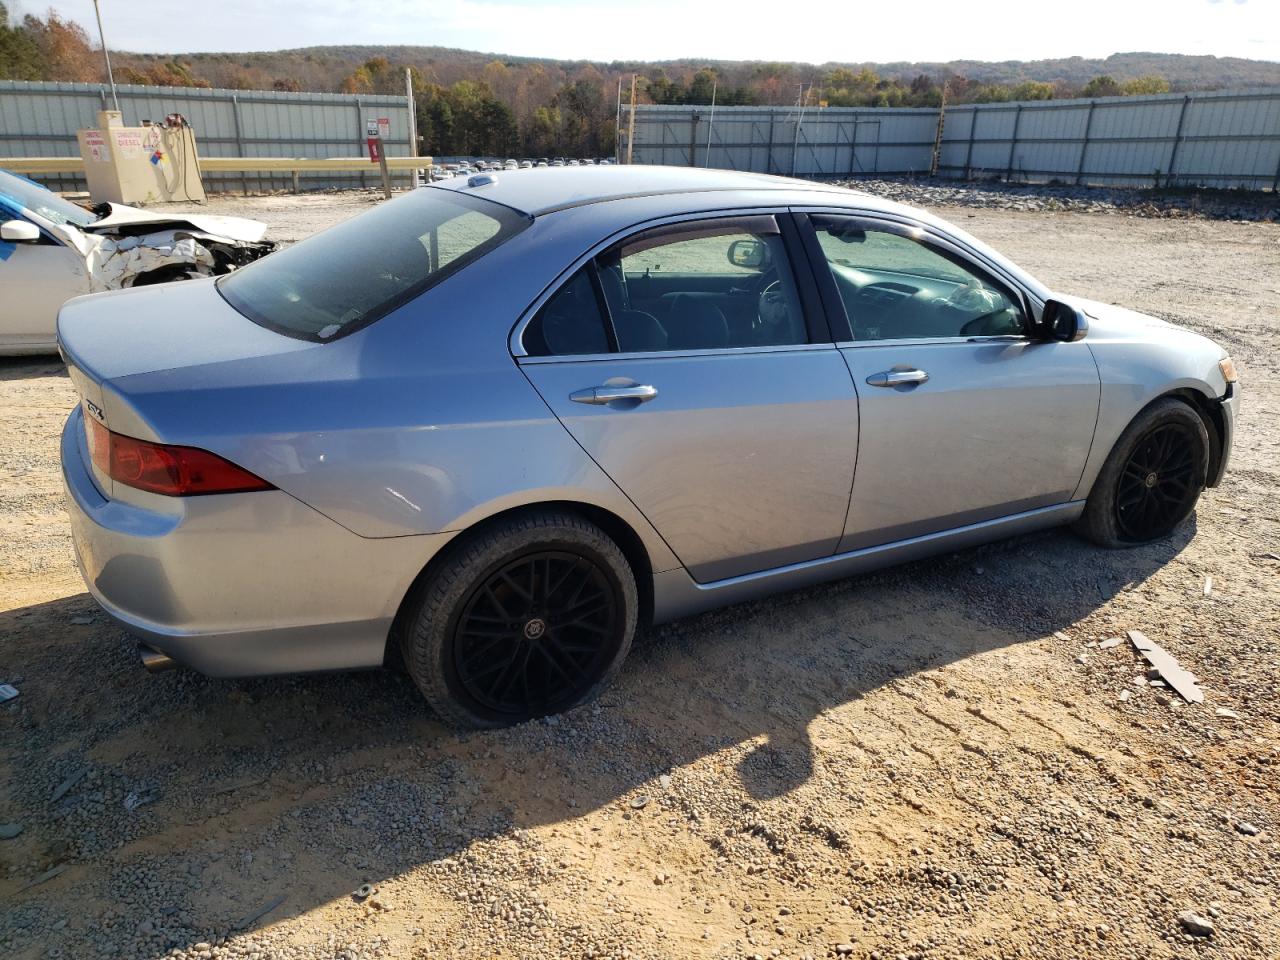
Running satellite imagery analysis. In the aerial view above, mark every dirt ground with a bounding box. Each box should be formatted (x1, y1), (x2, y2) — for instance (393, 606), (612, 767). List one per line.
(1, 189), (1278, 960)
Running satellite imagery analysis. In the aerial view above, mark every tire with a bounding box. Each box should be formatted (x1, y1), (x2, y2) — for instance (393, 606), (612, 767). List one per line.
(1074, 398), (1209, 548)
(401, 511), (637, 729)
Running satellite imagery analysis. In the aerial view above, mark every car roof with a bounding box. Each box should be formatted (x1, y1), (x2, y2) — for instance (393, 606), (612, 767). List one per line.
(426, 165), (871, 217)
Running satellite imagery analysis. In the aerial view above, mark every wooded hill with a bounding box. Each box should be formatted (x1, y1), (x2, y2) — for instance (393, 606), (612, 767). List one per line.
(3, 4), (1277, 159)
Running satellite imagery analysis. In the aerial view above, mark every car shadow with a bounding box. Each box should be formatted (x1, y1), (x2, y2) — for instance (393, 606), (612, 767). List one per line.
(0, 521), (1193, 955)
(0, 356), (69, 382)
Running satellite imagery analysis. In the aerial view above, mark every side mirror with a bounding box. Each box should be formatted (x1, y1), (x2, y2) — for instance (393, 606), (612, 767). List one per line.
(1, 219), (40, 243)
(727, 238), (767, 270)
(1041, 298), (1088, 342)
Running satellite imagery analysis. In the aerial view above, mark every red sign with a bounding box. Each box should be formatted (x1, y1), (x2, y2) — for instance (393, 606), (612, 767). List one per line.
(367, 137), (381, 163)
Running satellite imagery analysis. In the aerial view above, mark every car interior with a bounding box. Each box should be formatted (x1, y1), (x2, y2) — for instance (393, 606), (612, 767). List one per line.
(524, 218), (1028, 357)
(812, 219), (1025, 341)
(527, 228), (809, 356)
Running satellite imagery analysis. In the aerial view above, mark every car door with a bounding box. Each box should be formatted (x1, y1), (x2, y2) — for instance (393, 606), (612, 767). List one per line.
(516, 213), (859, 583)
(0, 213), (90, 348)
(798, 212), (1100, 551)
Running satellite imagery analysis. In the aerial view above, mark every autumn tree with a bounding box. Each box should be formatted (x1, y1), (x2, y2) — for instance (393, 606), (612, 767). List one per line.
(1081, 75), (1123, 98)
(24, 8), (97, 82)
(1010, 80), (1054, 101)
(1123, 74), (1170, 95)
(120, 60), (210, 87)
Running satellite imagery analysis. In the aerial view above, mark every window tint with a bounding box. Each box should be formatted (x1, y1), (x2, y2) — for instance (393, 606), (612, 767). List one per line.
(607, 221), (808, 351)
(811, 217), (1024, 341)
(524, 267), (611, 357)
(218, 188), (528, 342)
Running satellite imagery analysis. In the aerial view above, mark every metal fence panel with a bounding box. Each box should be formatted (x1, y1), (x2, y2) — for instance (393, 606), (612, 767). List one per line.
(0, 80), (411, 193)
(631, 87), (1280, 190)
(629, 104), (940, 177)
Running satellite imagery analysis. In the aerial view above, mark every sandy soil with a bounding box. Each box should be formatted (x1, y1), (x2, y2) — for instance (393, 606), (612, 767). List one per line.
(1, 191), (1277, 960)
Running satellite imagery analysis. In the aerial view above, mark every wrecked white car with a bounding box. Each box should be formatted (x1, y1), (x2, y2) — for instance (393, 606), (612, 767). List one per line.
(0, 169), (274, 355)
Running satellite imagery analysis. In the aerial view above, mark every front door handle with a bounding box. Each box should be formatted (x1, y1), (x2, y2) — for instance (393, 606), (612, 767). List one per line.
(570, 384), (658, 405)
(866, 367), (929, 388)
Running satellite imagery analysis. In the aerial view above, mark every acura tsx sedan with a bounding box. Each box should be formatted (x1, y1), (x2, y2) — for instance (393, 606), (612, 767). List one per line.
(58, 166), (1238, 728)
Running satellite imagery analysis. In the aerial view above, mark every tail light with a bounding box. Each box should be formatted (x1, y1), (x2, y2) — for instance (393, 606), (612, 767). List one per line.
(86, 416), (273, 497)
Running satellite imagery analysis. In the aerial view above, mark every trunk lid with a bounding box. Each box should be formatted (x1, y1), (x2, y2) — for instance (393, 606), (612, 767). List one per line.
(58, 277), (317, 456)
(57, 278), (313, 383)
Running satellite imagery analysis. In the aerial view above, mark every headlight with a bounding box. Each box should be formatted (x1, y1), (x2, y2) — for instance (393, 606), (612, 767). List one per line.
(1219, 357), (1238, 384)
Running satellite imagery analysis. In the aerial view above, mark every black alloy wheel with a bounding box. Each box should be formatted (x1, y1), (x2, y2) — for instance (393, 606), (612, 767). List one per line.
(1114, 421), (1201, 541)
(1074, 397), (1209, 549)
(449, 550), (624, 718)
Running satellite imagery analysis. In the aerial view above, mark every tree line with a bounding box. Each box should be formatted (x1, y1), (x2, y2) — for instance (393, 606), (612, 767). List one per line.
(0, 3), (1224, 160)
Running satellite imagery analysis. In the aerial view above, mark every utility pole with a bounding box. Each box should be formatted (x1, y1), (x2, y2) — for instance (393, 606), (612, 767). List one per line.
(625, 73), (638, 165)
(791, 83), (807, 176)
(91, 0), (119, 112)
(704, 80), (717, 168)
(614, 76), (623, 161)
(930, 78), (948, 177)
(405, 67), (419, 186)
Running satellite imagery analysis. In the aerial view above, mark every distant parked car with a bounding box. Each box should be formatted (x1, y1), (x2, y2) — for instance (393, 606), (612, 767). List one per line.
(0, 169), (273, 355)
(536, 160), (549, 168)
(59, 166), (1237, 728)
(504, 159), (519, 170)
(519, 160), (533, 169)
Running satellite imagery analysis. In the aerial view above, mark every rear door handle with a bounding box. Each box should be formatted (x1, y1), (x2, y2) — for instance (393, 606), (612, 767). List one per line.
(570, 384), (658, 405)
(866, 368), (929, 387)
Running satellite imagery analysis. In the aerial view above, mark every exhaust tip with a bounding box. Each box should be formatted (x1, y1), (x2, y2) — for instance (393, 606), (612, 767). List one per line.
(139, 644), (176, 673)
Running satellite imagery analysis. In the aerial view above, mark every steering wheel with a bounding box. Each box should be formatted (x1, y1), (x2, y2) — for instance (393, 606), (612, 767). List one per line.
(756, 279), (789, 328)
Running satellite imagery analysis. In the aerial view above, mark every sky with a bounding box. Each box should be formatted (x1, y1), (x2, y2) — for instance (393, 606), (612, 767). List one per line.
(18, 0), (1280, 63)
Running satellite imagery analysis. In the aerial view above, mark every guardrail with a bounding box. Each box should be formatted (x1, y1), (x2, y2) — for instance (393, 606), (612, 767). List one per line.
(2, 155), (435, 191)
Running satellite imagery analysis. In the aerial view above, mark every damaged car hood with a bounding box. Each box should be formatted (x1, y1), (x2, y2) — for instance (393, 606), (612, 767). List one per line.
(87, 203), (269, 243)
(47, 207), (274, 293)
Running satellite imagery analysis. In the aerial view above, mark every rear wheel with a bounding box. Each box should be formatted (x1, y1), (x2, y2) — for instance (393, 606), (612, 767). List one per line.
(402, 511), (637, 728)
(1075, 398), (1209, 548)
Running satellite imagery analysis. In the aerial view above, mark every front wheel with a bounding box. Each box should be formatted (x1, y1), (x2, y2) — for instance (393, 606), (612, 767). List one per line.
(402, 511), (637, 729)
(1074, 398), (1209, 548)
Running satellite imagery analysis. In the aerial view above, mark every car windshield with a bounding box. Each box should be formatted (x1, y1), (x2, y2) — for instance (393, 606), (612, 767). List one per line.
(0, 169), (99, 228)
(218, 188), (529, 342)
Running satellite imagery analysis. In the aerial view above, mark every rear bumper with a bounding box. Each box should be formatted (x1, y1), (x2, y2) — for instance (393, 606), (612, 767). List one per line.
(61, 406), (452, 677)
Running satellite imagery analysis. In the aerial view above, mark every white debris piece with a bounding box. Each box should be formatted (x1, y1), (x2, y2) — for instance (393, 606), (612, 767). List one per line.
(1128, 630), (1204, 704)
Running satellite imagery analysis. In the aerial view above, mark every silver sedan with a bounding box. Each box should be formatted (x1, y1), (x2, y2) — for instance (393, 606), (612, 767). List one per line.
(58, 167), (1239, 727)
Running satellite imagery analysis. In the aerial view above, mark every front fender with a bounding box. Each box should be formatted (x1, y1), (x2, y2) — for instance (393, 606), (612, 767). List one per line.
(1073, 324), (1231, 500)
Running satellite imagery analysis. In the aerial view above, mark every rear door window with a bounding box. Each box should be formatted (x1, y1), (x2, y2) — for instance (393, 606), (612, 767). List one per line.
(521, 215), (812, 357)
(523, 267), (613, 357)
(218, 188), (529, 342)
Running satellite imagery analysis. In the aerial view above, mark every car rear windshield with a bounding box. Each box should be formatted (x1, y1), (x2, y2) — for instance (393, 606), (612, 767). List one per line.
(217, 188), (529, 342)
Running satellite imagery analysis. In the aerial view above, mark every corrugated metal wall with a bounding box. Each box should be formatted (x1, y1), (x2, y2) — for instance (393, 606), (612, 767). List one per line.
(628, 87), (1280, 190)
(627, 104), (938, 176)
(0, 80), (411, 193)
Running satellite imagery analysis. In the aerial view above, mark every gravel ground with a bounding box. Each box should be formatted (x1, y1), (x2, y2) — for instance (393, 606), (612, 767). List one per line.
(834, 178), (1279, 223)
(2, 186), (1278, 960)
